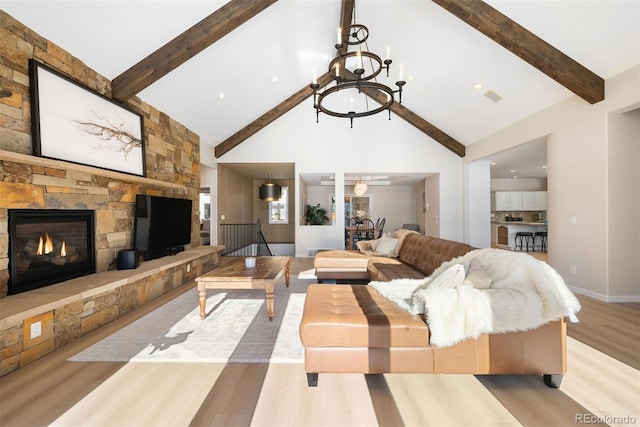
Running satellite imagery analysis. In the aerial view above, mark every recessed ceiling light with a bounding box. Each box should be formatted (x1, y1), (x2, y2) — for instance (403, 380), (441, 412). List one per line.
(513, 176), (518, 179)
(218, 93), (225, 99)
(474, 83), (483, 90)
(272, 76), (278, 82)
(510, 169), (516, 173)
(490, 161), (496, 166)
(542, 165), (548, 169)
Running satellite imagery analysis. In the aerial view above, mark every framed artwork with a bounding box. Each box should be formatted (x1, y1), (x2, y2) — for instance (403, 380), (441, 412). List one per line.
(29, 59), (145, 176)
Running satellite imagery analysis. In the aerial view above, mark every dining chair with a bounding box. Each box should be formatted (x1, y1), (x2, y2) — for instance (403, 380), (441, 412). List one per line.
(345, 217), (359, 248)
(376, 218), (386, 238)
(356, 218), (375, 241)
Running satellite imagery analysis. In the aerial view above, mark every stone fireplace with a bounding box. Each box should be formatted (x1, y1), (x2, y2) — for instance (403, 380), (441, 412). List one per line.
(0, 10), (211, 376)
(8, 209), (96, 295)
(0, 150), (200, 298)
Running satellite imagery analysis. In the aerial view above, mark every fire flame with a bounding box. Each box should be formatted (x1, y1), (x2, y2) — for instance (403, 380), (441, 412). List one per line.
(36, 233), (66, 257)
(37, 233), (53, 255)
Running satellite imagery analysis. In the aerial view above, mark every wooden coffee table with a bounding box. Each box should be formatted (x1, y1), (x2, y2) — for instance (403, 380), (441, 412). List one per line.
(195, 256), (292, 321)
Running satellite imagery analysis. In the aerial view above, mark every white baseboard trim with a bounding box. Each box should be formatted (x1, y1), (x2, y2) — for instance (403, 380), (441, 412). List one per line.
(568, 285), (640, 303)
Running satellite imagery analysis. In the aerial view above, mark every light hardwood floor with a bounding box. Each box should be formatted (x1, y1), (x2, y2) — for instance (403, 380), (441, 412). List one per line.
(1, 257), (638, 427)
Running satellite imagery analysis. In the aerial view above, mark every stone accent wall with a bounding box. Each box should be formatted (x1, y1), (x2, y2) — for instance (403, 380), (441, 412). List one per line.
(0, 11), (202, 297)
(0, 247), (221, 376)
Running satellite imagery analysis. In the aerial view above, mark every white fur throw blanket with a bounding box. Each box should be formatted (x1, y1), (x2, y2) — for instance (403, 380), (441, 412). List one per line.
(369, 248), (581, 348)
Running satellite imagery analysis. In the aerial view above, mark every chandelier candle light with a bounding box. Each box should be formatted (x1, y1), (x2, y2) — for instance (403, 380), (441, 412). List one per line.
(310, 22), (407, 128)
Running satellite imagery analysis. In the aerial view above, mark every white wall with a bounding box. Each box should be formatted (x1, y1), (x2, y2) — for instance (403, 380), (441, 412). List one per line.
(424, 174), (440, 237)
(465, 159), (491, 248)
(218, 99), (465, 256)
(607, 107), (640, 298)
(465, 66), (640, 302)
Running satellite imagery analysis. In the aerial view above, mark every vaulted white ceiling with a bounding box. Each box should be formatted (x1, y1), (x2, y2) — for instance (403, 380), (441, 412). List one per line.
(3, 0), (639, 171)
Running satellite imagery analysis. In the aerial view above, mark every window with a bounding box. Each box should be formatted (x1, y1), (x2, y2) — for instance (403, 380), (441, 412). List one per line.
(269, 186), (288, 224)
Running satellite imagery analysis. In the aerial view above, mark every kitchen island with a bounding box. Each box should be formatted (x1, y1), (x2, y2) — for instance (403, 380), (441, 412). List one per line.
(494, 221), (548, 251)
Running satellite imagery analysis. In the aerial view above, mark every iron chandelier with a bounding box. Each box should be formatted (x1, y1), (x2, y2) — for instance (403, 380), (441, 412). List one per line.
(310, 22), (406, 128)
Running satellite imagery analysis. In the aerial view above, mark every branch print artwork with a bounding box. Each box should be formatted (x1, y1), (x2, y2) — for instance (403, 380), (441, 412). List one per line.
(30, 60), (145, 176)
(74, 112), (142, 159)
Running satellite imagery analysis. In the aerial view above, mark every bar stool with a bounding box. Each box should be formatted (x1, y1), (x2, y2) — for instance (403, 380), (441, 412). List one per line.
(515, 232), (535, 252)
(535, 231), (548, 252)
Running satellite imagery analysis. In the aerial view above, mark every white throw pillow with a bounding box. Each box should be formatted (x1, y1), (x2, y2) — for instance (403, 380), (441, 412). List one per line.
(369, 238), (381, 251)
(429, 263), (466, 289)
(375, 235), (399, 256)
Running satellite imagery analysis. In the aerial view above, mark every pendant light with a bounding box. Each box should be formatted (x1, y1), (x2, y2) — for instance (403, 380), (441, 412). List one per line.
(353, 180), (367, 196)
(259, 174), (282, 201)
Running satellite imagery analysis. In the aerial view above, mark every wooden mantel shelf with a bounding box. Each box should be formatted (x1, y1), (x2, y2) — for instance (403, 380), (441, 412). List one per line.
(0, 150), (186, 191)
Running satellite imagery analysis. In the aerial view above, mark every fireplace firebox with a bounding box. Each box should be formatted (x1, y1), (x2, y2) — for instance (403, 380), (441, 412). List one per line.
(8, 209), (96, 295)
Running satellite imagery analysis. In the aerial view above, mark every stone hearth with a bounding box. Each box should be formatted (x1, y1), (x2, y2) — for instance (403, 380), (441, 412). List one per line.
(0, 246), (222, 377)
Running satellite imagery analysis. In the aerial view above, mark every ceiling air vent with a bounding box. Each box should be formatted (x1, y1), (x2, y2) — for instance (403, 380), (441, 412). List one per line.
(484, 90), (503, 103)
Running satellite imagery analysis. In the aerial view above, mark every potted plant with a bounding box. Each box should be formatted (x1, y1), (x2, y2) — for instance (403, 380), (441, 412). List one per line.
(305, 204), (329, 225)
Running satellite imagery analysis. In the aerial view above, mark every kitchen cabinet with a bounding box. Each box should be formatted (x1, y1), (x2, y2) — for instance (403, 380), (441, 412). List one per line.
(497, 225), (509, 246)
(495, 191), (523, 211)
(522, 191), (547, 210)
(495, 191), (546, 211)
(537, 191), (548, 209)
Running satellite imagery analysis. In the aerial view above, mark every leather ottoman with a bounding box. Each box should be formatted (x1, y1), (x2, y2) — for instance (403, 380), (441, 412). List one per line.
(299, 284), (433, 386)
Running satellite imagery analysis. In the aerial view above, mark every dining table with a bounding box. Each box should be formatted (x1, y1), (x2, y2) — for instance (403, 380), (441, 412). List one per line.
(345, 225), (377, 250)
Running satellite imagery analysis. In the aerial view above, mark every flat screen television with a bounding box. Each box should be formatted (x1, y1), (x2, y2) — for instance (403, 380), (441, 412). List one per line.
(134, 194), (192, 260)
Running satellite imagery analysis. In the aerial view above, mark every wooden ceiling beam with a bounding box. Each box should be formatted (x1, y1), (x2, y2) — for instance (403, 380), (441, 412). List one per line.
(338, 0), (355, 56)
(432, 0), (604, 104)
(215, 0), (354, 158)
(214, 69), (465, 158)
(391, 103), (465, 157)
(215, 73), (332, 158)
(111, 0), (277, 102)
(215, 0), (464, 158)
(353, 74), (465, 157)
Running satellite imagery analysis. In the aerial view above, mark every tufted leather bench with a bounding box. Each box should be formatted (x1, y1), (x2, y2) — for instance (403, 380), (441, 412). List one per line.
(299, 284), (433, 386)
(313, 250), (371, 281)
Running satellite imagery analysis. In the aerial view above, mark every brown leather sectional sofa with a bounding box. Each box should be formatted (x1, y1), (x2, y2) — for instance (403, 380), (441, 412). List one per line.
(314, 231), (475, 282)
(299, 232), (567, 388)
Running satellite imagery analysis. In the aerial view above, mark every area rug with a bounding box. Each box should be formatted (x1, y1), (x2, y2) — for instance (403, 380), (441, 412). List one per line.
(69, 282), (309, 364)
(297, 268), (317, 280)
